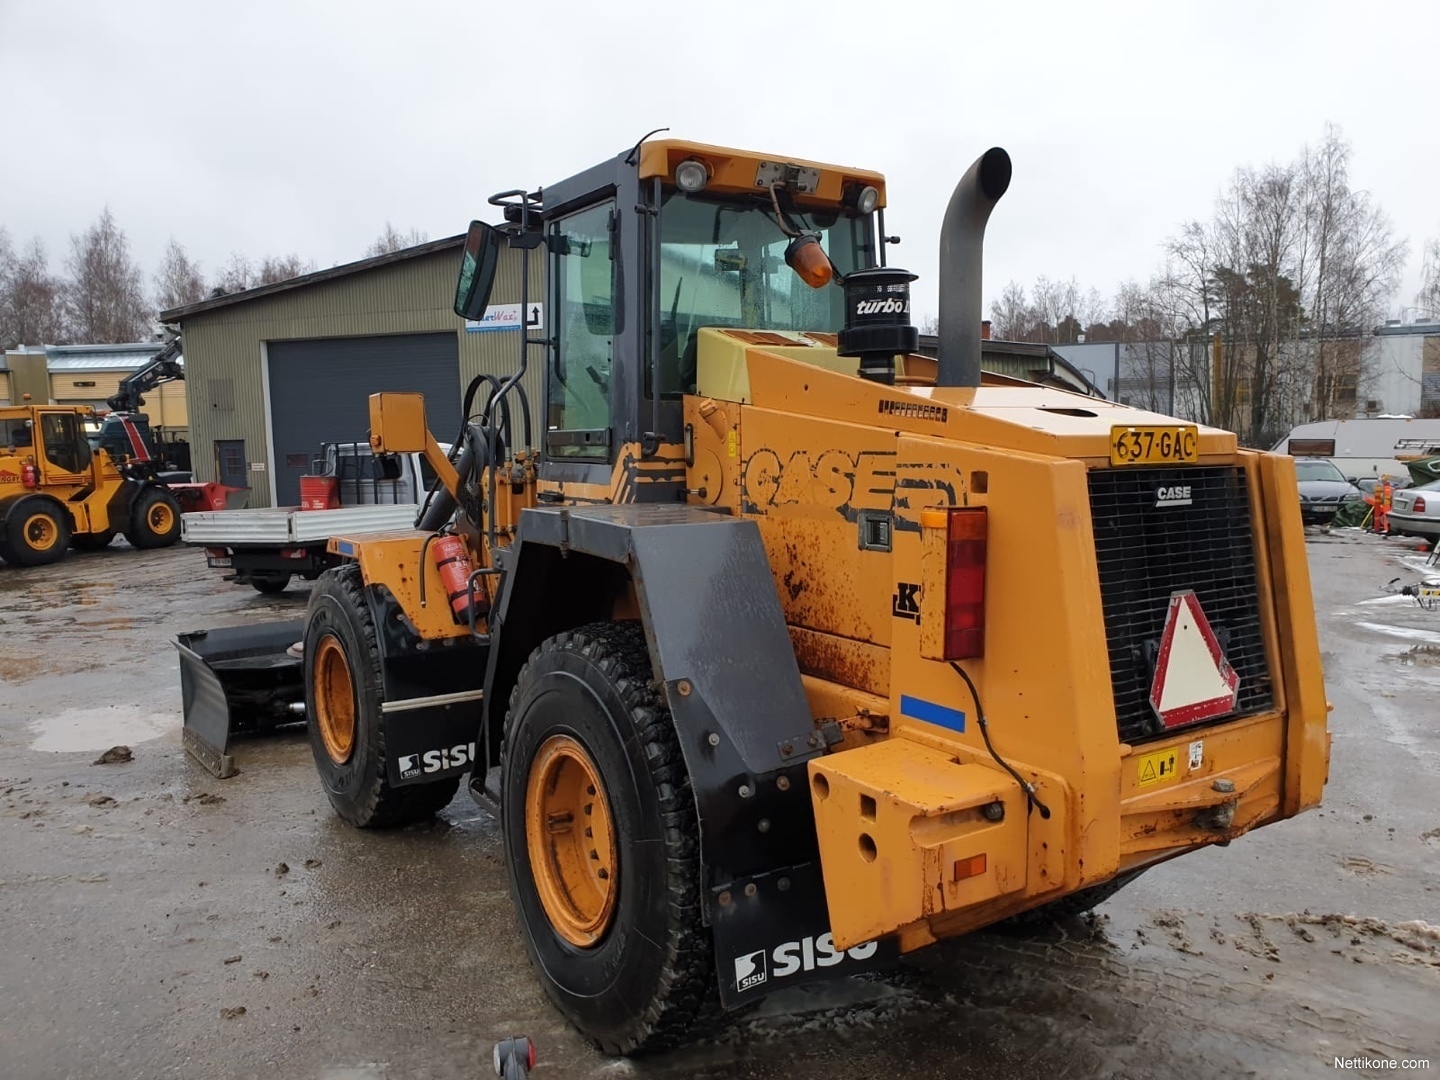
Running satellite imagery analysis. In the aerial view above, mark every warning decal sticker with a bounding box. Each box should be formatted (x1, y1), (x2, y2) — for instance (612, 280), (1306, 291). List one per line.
(1137, 746), (1180, 788)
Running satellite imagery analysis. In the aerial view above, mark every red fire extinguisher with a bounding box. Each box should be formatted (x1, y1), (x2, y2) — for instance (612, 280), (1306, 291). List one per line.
(21, 463), (38, 489)
(430, 534), (476, 621)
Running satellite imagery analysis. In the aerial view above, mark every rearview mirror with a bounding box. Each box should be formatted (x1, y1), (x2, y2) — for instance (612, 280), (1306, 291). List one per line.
(454, 221), (502, 320)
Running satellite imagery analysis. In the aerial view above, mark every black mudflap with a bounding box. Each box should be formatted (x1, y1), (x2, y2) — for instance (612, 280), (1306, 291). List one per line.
(367, 585), (488, 788)
(709, 861), (898, 1007)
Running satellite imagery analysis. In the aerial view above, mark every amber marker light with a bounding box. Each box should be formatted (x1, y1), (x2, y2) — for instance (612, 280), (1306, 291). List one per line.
(785, 235), (833, 289)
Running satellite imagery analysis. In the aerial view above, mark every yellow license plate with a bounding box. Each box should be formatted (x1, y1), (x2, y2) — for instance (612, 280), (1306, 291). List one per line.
(1109, 425), (1199, 466)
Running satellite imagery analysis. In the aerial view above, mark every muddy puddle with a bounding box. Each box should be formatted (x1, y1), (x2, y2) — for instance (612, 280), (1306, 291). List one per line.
(26, 703), (178, 752)
(1392, 644), (1440, 667)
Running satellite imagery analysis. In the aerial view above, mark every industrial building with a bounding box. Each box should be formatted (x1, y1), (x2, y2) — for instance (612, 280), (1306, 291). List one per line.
(0, 342), (187, 433)
(160, 237), (542, 507)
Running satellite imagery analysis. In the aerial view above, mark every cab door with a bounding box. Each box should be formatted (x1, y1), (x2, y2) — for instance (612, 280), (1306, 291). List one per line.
(36, 411), (94, 485)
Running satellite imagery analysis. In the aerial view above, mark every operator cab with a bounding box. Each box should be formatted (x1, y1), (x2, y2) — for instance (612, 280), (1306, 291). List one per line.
(455, 139), (887, 497)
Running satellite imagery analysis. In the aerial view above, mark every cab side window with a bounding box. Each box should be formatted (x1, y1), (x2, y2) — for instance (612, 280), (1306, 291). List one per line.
(40, 413), (90, 473)
(548, 200), (616, 459)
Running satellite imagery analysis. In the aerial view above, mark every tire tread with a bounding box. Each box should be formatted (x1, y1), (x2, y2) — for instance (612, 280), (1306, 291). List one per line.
(311, 564), (459, 828)
(504, 620), (716, 1055)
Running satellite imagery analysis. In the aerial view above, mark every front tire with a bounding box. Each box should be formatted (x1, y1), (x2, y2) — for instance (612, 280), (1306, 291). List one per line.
(303, 564), (458, 827)
(125, 487), (182, 549)
(1, 496), (72, 567)
(501, 620), (713, 1055)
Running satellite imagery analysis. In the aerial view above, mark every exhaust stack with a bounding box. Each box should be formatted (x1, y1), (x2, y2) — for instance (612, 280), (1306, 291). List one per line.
(937, 148), (1011, 388)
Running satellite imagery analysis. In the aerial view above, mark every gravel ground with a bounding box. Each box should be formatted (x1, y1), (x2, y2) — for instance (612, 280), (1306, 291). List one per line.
(0, 532), (1436, 1079)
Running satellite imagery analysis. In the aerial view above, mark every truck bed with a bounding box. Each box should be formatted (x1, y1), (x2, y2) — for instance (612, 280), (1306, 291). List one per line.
(181, 504), (419, 546)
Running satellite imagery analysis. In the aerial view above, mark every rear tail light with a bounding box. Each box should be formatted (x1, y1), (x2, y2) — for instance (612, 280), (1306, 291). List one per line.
(1415, 496), (1427, 513)
(943, 507), (988, 659)
(204, 547), (228, 559)
(280, 547), (309, 559)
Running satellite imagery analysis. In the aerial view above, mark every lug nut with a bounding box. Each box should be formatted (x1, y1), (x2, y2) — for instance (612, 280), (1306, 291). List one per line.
(719, 890), (732, 906)
(776, 776), (791, 791)
(744, 883), (757, 898)
(757, 818), (771, 833)
(982, 801), (1005, 822)
(738, 784), (752, 798)
(706, 732), (720, 747)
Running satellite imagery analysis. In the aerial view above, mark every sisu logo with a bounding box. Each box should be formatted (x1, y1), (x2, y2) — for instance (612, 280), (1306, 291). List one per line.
(1155, 484), (1193, 508)
(734, 934), (879, 992)
(399, 743), (477, 780)
(734, 949), (767, 991)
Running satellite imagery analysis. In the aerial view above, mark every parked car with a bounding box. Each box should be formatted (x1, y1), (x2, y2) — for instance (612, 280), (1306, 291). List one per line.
(1294, 459), (1364, 525)
(1387, 479), (1440, 540)
(1354, 475), (1410, 496)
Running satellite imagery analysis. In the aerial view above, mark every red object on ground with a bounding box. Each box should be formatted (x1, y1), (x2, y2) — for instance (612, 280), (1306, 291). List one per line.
(299, 475), (340, 511)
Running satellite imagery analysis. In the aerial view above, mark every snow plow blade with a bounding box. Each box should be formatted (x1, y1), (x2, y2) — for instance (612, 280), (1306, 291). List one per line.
(175, 621), (306, 778)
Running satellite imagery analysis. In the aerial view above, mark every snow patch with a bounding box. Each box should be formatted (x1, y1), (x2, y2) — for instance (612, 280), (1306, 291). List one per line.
(1354, 622), (1440, 645)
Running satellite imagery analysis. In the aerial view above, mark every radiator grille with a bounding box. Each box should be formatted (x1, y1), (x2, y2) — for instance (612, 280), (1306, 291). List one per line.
(1088, 466), (1274, 744)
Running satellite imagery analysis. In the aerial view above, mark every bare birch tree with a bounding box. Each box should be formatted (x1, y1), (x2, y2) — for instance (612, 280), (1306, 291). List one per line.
(154, 238), (207, 312)
(366, 223), (428, 257)
(212, 251), (316, 294)
(64, 208), (152, 342)
(1, 236), (68, 348)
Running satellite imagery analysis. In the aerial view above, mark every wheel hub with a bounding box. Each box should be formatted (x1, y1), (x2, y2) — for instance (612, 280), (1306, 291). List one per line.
(524, 734), (617, 947)
(23, 514), (58, 551)
(149, 502), (174, 532)
(313, 634), (356, 764)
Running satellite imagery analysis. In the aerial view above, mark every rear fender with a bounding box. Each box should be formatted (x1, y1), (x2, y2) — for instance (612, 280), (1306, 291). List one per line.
(482, 504), (896, 1005)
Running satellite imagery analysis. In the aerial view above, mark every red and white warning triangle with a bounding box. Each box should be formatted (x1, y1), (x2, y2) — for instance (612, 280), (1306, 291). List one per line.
(1149, 590), (1240, 729)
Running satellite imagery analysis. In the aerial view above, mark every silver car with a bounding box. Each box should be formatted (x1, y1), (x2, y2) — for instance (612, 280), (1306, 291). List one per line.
(1388, 479), (1440, 540)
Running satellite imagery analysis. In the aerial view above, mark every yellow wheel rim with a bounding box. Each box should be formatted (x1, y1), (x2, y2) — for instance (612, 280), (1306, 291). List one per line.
(23, 513), (59, 552)
(148, 501), (175, 534)
(525, 734), (617, 947)
(313, 635), (356, 764)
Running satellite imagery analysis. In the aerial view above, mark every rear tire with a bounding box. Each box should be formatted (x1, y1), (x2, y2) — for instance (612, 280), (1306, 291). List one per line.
(501, 620), (714, 1055)
(0, 496), (72, 567)
(303, 564), (458, 827)
(252, 573), (292, 594)
(71, 529), (116, 551)
(125, 487), (182, 549)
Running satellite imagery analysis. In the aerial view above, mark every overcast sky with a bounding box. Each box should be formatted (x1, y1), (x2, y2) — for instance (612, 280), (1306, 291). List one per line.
(3, 0), (1437, 325)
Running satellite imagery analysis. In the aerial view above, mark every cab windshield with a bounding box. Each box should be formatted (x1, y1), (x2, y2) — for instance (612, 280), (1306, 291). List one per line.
(657, 192), (876, 394)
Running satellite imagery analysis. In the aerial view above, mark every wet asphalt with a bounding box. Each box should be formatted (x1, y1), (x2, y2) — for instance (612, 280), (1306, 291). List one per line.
(0, 532), (1437, 1079)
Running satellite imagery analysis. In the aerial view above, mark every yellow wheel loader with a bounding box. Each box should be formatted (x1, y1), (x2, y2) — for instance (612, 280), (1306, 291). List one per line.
(179, 138), (1329, 1055)
(0, 403), (183, 566)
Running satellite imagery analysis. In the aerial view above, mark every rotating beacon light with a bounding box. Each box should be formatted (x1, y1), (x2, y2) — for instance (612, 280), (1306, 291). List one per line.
(837, 267), (919, 384)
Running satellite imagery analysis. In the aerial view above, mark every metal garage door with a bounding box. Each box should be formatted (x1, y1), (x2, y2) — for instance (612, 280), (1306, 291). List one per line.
(266, 333), (461, 506)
